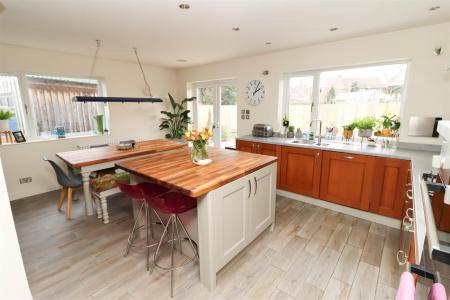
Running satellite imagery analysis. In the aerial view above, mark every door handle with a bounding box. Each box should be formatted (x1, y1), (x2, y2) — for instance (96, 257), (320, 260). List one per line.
(342, 156), (354, 159)
(248, 179), (252, 199)
(254, 177), (257, 196)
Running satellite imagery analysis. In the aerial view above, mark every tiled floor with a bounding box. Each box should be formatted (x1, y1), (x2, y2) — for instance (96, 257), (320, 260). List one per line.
(10, 191), (450, 299)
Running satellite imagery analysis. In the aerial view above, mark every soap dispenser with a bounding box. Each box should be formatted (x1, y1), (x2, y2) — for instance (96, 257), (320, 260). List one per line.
(295, 128), (303, 139)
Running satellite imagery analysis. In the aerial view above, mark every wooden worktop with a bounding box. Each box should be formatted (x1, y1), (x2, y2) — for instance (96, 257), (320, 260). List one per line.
(116, 147), (277, 197)
(56, 139), (186, 168)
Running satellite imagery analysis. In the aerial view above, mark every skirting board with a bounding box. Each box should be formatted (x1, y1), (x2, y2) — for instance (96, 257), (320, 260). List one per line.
(277, 189), (401, 229)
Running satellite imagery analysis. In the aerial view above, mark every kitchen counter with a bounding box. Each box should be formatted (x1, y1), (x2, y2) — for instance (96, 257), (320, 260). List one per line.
(116, 146), (277, 197)
(116, 146), (278, 290)
(237, 135), (440, 263)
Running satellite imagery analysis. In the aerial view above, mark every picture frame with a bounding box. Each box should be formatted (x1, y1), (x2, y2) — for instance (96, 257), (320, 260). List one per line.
(12, 131), (26, 143)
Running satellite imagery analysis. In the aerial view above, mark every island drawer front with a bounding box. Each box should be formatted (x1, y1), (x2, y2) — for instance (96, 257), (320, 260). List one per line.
(214, 163), (277, 271)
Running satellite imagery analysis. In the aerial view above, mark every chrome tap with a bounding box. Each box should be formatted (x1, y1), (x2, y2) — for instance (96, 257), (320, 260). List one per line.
(310, 119), (323, 145)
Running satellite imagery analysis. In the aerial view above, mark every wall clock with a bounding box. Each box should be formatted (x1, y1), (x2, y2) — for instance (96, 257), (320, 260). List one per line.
(245, 80), (265, 106)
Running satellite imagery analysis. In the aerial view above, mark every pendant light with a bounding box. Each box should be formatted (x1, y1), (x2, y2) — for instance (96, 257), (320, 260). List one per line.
(73, 40), (162, 103)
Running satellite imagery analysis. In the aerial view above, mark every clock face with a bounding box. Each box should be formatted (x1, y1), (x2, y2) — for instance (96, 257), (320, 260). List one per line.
(245, 80), (265, 106)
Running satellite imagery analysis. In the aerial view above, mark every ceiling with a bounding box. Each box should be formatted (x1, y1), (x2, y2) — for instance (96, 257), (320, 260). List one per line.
(0, 0), (449, 69)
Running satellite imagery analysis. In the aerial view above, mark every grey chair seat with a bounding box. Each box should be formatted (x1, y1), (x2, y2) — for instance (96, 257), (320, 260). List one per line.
(44, 157), (82, 188)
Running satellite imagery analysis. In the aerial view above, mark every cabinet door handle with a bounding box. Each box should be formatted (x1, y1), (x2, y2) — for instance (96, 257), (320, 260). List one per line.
(254, 177), (257, 196)
(397, 250), (408, 265)
(406, 189), (413, 200)
(342, 156), (354, 159)
(248, 179), (252, 199)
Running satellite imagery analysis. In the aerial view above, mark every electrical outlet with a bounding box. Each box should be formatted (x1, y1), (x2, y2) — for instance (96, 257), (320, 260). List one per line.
(19, 177), (32, 184)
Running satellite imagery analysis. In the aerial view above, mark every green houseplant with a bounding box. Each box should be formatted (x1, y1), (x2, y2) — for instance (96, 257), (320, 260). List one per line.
(355, 116), (377, 138)
(287, 125), (295, 138)
(342, 121), (357, 140)
(0, 109), (14, 132)
(159, 93), (195, 139)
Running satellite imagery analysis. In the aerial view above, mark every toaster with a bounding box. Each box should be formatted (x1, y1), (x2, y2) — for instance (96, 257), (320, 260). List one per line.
(252, 124), (274, 137)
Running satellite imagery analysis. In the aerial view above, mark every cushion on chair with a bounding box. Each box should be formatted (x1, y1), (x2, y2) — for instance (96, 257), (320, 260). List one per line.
(90, 172), (130, 193)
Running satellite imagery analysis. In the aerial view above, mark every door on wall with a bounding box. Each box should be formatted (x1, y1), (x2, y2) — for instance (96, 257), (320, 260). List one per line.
(193, 81), (237, 148)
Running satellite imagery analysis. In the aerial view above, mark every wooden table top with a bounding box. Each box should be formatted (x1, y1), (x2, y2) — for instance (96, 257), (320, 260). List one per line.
(116, 147), (277, 198)
(56, 139), (186, 168)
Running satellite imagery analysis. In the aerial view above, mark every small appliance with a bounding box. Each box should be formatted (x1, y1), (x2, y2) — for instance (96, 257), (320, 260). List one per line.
(252, 124), (274, 137)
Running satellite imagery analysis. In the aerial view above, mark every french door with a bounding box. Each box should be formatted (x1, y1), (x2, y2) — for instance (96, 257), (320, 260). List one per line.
(193, 80), (237, 148)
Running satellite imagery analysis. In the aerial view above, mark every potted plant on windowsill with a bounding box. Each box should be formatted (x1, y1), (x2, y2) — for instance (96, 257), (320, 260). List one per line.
(159, 93), (195, 140)
(342, 121), (357, 141)
(355, 116), (377, 138)
(0, 109), (14, 132)
(287, 125), (295, 138)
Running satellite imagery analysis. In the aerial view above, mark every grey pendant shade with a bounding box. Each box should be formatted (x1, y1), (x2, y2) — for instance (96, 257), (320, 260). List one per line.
(74, 40), (162, 103)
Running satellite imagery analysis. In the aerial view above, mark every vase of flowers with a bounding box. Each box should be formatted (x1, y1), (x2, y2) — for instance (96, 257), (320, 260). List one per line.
(184, 127), (213, 164)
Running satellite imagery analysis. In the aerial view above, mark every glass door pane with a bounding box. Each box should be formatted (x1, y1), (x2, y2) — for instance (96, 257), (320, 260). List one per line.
(219, 85), (237, 148)
(287, 76), (314, 133)
(196, 86), (216, 146)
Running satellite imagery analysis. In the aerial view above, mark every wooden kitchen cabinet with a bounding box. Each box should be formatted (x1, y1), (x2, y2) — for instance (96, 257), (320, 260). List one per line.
(236, 140), (281, 187)
(279, 146), (322, 198)
(432, 169), (450, 233)
(370, 158), (410, 219)
(236, 140), (255, 153)
(320, 151), (375, 211)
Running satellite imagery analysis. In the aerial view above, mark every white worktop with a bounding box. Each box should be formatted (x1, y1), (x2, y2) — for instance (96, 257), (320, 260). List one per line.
(236, 135), (440, 263)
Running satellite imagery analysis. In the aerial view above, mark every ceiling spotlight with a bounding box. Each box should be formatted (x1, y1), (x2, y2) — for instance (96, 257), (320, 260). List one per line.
(329, 27), (339, 32)
(179, 3), (190, 10)
(429, 6), (440, 11)
(176, 59), (187, 62)
(232, 27), (240, 32)
(265, 42), (272, 45)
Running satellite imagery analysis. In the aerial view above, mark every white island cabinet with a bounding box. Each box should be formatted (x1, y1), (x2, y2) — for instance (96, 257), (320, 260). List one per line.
(213, 163), (276, 271)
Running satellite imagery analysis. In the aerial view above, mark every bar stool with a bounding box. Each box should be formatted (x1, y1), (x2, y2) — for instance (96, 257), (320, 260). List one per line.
(141, 187), (198, 298)
(118, 181), (169, 271)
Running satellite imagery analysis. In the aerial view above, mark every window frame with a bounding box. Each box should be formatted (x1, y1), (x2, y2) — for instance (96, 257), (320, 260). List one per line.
(191, 78), (237, 147)
(282, 60), (410, 135)
(0, 72), (109, 140)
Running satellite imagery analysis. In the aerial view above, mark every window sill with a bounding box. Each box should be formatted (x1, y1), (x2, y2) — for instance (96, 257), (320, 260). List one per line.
(0, 132), (110, 146)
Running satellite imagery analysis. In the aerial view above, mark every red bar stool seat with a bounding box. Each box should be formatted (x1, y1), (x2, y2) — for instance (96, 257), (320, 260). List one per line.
(140, 188), (199, 298)
(118, 181), (169, 271)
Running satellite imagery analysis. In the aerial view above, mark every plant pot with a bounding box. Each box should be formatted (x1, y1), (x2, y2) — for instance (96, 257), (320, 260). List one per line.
(0, 120), (9, 132)
(343, 129), (354, 140)
(358, 129), (373, 138)
(287, 131), (295, 138)
(382, 128), (392, 137)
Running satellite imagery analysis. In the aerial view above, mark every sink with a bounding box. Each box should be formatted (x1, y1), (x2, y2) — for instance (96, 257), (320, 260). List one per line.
(290, 140), (316, 145)
(290, 140), (329, 146)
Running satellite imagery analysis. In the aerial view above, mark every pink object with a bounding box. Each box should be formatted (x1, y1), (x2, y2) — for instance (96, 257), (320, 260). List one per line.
(428, 283), (447, 300)
(396, 272), (416, 300)
(142, 189), (197, 214)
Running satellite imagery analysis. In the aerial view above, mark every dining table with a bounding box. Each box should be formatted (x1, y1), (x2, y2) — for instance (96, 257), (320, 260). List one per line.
(56, 139), (186, 216)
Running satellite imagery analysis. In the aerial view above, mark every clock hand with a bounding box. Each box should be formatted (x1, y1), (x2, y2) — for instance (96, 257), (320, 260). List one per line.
(253, 87), (262, 95)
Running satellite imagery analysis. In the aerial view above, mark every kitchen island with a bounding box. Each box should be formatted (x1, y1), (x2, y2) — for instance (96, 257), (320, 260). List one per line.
(116, 147), (278, 290)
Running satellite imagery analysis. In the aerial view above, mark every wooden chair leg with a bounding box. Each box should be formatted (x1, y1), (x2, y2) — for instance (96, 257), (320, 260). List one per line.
(66, 187), (73, 220)
(58, 188), (67, 211)
(100, 195), (109, 224)
(93, 193), (103, 219)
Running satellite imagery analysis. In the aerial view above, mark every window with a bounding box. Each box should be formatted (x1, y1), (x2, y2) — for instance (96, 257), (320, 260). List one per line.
(284, 63), (408, 135)
(192, 80), (237, 147)
(0, 75), (26, 132)
(0, 73), (108, 140)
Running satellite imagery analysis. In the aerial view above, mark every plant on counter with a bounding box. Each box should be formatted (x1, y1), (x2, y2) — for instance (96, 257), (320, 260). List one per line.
(287, 125), (295, 138)
(282, 115), (290, 128)
(0, 109), (14, 132)
(354, 116), (378, 138)
(342, 121), (357, 140)
(184, 127), (213, 163)
(159, 93), (196, 139)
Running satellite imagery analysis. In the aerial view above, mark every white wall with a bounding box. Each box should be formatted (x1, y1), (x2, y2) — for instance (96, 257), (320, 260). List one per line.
(176, 22), (450, 144)
(0, 157), (32, 299)
(0, 43), (178, 200)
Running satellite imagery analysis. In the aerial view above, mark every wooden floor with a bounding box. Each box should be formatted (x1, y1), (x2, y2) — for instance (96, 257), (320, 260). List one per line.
(11, 191), (450, 299)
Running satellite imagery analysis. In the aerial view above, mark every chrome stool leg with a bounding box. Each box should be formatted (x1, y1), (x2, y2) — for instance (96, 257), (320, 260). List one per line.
(150, 213), (199, 298)
(124, 201), (145, 257)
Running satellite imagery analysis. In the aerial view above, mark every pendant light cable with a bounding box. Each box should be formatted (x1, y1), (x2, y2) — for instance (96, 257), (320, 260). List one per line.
(89, 39), (101, 81)
(133, 47), (153, 97)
